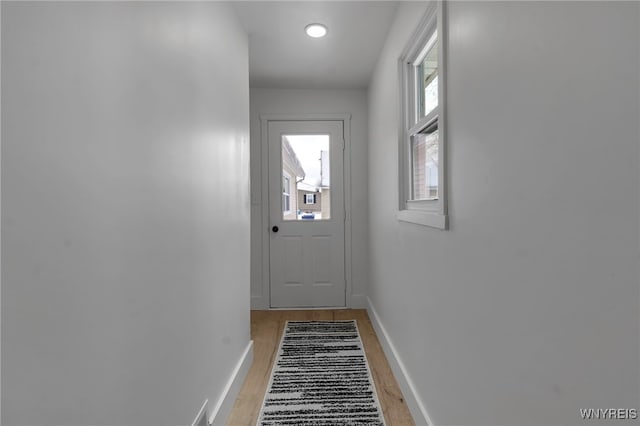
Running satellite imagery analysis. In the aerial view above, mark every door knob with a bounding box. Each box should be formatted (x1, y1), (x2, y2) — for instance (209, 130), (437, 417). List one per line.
(272, 226), (279, 233)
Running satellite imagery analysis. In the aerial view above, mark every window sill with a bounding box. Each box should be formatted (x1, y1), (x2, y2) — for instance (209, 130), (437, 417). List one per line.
(397, 209), (448, 230)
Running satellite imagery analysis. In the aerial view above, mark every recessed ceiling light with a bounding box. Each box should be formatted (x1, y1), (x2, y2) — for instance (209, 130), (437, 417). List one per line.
(305, 23), (328, 38)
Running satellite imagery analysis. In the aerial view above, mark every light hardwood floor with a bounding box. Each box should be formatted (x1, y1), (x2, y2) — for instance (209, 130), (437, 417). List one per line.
(226, 309), (415, 425)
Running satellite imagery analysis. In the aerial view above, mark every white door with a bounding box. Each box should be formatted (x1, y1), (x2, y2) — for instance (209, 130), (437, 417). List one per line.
(268, 120), (345, 308)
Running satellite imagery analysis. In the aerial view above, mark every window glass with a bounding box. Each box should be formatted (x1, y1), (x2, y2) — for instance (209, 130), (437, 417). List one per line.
(411, 127), (439, 201)
(418, 34), (438, 119)
(282, 175), (291, 214)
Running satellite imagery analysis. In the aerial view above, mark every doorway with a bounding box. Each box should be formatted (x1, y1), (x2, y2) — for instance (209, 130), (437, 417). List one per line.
(266, 119), (346, 308)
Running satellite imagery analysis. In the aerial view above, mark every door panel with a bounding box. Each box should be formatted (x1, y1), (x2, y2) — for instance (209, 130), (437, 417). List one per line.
(268, 120), (345, 308)
(282, 236), (303, 284)
(311, 236), (331, 284)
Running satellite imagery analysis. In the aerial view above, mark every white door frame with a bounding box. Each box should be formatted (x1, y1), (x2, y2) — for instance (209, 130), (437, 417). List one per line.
(259, 114), (353, 309)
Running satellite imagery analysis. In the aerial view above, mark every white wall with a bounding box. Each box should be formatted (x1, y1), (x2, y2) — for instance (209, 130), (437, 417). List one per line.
(1, 3), (250, 425)
(368, 2), (639, 425)
(250, 88), (368, 309)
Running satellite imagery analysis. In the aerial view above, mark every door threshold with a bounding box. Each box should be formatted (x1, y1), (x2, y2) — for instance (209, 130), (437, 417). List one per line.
(267, 306), (348, 311)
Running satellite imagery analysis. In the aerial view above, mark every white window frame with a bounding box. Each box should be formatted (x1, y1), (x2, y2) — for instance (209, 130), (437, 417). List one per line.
(282, 172), (292, 215)
(397, 1), (448, 230)
(304, 193), (316, 205)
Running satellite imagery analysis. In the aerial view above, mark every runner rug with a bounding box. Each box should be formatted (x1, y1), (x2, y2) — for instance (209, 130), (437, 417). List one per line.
(257, 320), (386, 425)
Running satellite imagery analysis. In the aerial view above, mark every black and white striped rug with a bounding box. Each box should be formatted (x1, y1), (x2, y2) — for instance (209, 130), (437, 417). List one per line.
(257, 320), (386, 425)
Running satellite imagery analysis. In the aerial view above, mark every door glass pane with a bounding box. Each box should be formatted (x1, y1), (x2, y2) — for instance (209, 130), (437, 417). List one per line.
(412, 126), (438, 201)
(281, 135), (330, 221)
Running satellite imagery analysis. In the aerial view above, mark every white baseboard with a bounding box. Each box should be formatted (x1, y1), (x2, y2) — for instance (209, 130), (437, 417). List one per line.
(251, 295), (267, 310)
(366, 298), (434, 426)
(253, 295), (368, 310)
(349, 294), (368, 309)
(208, 340), (254, 426)
(191, 399), (209, 426)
